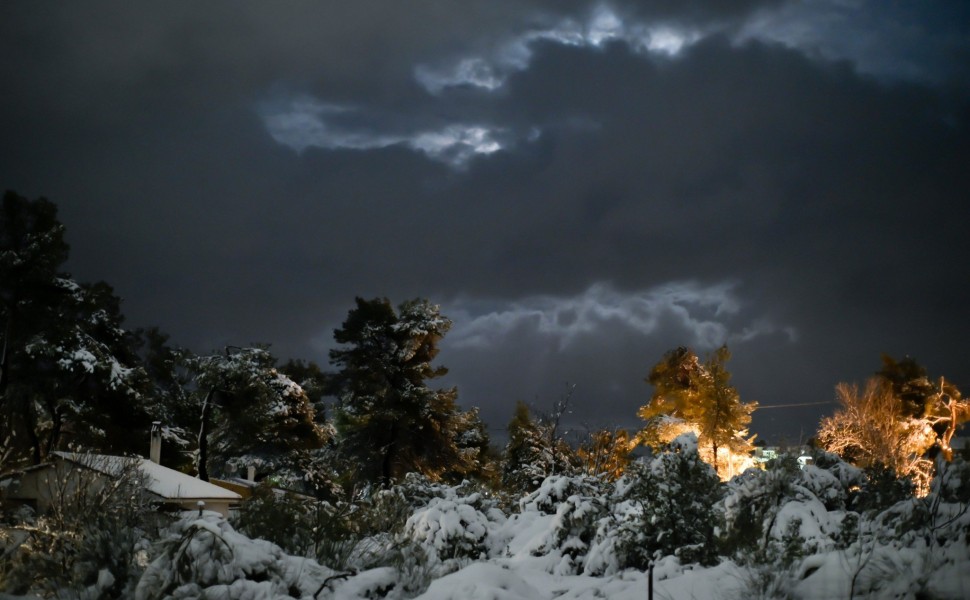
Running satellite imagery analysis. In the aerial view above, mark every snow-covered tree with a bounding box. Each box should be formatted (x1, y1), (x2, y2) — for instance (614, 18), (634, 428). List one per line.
(0, 192), (156, 467)
(0, 455), (156, 598)
(189, 346), (328, 482)
(877, 355), (970, 462)
(502, 401), (576, 494)
(330, 297), (466, 485)
(614, 433), (723, 567)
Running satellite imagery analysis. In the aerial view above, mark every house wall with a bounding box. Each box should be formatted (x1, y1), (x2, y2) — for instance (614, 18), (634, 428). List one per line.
(4, 461), (111, 513)
(2, 459), (236, 517)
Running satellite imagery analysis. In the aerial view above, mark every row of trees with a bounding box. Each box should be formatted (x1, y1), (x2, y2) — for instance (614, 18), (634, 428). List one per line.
(0, 191), (494, 495)
(2, 189), (967, 500)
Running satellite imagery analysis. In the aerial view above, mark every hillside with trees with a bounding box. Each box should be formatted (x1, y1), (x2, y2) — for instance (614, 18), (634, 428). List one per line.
(2, 191), (970, 598)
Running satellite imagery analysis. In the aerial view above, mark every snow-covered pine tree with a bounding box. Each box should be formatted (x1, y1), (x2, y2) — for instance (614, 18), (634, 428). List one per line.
(615, 433), (723, 567)
(0, 191), (157, 466)
(501, 401), (577, 494)
(189, 346), (328, 483)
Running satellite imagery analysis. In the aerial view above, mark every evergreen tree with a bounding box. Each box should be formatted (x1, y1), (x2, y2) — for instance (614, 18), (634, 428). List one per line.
(877, 355), (936, 418)
(616, 433), (723, 567)
(278, 358), (332, 423)
(128, 327), (197, 469)
(190, 346), (327, 482)
(447, 406), (498, 484)
(329, 297), (464, 485)
(638, 346), (756, 477)
(502, 401), (576, 492)
(0, 191), (154, 466)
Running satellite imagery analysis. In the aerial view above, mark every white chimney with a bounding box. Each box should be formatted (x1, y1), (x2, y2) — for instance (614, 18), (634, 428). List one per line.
(247, 465), (256, 482)
(150, 422), (162, 464)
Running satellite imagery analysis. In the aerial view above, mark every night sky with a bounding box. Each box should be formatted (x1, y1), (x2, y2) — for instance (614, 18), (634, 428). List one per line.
(2, 1), (968, 444)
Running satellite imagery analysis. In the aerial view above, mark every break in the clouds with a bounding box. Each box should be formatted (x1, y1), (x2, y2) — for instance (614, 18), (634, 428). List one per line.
(260, 97), (506, 167)
(415, 4), (702, 95)
(447, 281), (796, 352)
(416, 0), (969, 97)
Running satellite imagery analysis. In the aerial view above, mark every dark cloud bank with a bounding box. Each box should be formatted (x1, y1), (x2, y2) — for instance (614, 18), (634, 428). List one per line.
(2, 1), (968, 442)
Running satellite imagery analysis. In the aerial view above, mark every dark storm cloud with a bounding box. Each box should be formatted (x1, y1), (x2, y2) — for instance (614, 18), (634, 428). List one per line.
(1, 1), (968, 442)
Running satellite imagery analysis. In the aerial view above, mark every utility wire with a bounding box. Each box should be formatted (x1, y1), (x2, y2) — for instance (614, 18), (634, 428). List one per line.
(755, 401), (833, 410)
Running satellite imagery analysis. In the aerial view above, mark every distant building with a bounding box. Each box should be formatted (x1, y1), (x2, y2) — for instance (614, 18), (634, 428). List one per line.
(1, 451), (242, 517)
(752, 445), (814, 469)
(0, 424), (241, 516)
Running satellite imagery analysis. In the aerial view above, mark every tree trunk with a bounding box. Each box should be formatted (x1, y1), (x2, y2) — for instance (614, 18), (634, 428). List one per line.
(45, 402), (62, 457)
(0, 314), (11, 405)
(712, 440), (720, 476)
(381, 423), (398, 487)
(23, 397), (42, 465)
(197, 388), (216, 481)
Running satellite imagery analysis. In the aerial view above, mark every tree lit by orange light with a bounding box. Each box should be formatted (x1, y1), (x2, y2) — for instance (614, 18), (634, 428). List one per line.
(818, 376), (970, 496)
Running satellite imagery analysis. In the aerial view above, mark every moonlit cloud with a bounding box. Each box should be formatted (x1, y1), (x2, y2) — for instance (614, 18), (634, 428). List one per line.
(734, 0), (970, 85)
(414, 5), (703, 95)
(3, 0), (967, 443)
(259, 96), (508, 168)
(446, 281), (796, 351)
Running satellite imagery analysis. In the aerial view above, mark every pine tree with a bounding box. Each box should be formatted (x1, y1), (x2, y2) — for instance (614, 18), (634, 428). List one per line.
(0, 191), (154, 466)
(190, 346), (327, 481)
(502, 401), (576, 492)
(329, 297), (463, 485)
(637, 346), (756, 477)
(616, 433), (723, 567)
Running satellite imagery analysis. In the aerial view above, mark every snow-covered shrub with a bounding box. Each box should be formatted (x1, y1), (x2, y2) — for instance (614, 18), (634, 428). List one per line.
(851, 462), (915, 515)
(352, 473), (456, 539)
(720, 458), (801, 560)
(136, 513), (337, 600)
(518, 474), (604, 515)
(721, 454), (846, 564)
(503, 474), (610, 575)
(613, 433), (723, 568)
(405, 494), (490, 564)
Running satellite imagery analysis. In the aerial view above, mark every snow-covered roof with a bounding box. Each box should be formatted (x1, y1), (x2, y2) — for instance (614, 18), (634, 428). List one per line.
(51, 452), (241, 501)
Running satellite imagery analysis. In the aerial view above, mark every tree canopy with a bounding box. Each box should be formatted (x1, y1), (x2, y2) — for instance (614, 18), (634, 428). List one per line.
(0, 191), (156, 466)
(330, 297), (484, 485)
(638, 346), (756, 477)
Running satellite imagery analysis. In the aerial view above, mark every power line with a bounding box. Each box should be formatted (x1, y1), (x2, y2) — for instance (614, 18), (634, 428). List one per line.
(755, 401), (833, 410)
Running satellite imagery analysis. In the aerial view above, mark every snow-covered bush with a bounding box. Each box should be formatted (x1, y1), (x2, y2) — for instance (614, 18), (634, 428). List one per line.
(405, 493), (491, 564)
(612, 433), (723, 568)
(232, 482), (315, 555)
(136, 513), (338, 600)
(720, 453), (853, 567)
(851, 462), (915, 515)
(518, 474), (604, 515)
(500, 474), (609, 575)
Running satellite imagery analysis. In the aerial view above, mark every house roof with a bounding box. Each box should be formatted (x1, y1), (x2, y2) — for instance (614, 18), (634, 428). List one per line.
(51, 452), (241, 502)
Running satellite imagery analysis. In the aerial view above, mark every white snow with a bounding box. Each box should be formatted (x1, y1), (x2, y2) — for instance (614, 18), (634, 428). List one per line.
(53, 452), (241, 500)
